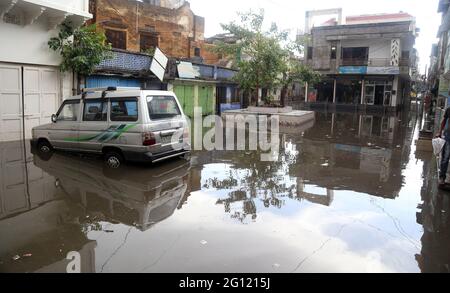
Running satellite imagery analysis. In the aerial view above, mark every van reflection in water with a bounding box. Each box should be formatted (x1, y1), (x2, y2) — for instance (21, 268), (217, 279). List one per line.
(0, 148), (191, 273)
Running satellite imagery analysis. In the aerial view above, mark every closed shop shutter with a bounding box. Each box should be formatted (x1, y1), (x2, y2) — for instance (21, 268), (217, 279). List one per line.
(173, 84), (194, 117)
(199, 86), (214, 116)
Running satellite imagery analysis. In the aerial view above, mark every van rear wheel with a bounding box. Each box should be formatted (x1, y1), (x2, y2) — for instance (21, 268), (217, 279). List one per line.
(104, 151), (124, 169)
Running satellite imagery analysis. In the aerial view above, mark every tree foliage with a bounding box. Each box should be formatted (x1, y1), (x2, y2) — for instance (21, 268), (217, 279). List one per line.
(49, 20), (112, 76)
(213, 10), (320, 105)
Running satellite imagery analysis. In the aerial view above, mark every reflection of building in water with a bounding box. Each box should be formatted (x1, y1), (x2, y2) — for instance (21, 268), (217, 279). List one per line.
(297, 179), (334, 206)
(415, 149), (450, 273)
(0, 141), (96, 273)
(196, 112), (415, 222)
(0, 141), (60, 219)
(295, 112), (414, 199)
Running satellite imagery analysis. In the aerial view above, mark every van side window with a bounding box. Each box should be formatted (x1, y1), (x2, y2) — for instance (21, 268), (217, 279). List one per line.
(83, 100), (108, 122)
(57, 101), (80, 121)
(110, 99), (138, 122)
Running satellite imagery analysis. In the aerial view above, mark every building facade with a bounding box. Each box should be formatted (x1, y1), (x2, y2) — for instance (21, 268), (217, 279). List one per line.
(89, 0), (221, 64)
(429, 0), (450, 130)
(86, 0), (238, 117)
(0, 0), (92, 141)
(303, 11), (419, 112)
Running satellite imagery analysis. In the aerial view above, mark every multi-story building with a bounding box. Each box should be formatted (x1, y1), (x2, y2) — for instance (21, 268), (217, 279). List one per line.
(0, 0), (92, 141)
(86, 0), (239, 117)
(302, 10), (419, 112)
(430, 0), (450, 128)
(89, 0), (219, 62)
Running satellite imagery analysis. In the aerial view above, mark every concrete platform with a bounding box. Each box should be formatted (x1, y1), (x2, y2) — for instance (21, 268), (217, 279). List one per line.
(221, 107), (316, 127)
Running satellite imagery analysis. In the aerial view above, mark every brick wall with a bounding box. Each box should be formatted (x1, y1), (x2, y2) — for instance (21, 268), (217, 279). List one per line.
(92, 0), (221, 64)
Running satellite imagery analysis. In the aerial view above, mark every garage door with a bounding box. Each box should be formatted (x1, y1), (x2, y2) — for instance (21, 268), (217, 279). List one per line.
(0, 63), (60, 141)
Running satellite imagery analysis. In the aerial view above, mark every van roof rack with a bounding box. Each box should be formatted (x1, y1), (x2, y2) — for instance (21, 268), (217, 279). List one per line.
(81, 87), (141, 98)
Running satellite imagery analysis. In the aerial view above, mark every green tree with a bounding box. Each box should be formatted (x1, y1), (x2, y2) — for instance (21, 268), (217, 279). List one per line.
(49, 20), (111, 93)
(213, 10), (320, 107)
(213, 10), (289, 106)
(278, 35), (321, 106)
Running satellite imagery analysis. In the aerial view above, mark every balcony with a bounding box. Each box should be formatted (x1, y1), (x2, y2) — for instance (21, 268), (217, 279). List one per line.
(341, 58), (368, 66)
(0, 0), (92, 29)
(340, 58), (411, 67)
(370, 58), (411, 67)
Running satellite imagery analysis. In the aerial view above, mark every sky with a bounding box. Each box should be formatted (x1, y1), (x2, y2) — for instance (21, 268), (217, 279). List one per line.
(189, 0), (441, 74)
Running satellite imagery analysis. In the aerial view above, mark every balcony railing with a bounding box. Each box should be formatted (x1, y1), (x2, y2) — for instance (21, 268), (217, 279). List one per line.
(340, 58), (411, 67)
(341, 58), (368, 66)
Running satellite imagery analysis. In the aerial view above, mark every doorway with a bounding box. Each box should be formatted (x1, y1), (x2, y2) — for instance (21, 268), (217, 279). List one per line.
(374, 85), (385, 105)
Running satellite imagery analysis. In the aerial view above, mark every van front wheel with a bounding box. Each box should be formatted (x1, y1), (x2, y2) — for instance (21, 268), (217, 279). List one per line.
(38, 140), (53, 153)
(37, 139), (53, 161)
(104, 151), (123, 169)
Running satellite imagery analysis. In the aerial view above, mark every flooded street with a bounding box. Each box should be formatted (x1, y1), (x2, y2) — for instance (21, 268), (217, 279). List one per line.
(0, 111), (447, 273)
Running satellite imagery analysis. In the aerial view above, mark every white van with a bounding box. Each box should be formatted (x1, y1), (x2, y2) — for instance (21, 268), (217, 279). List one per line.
(31, 87), (191, 168)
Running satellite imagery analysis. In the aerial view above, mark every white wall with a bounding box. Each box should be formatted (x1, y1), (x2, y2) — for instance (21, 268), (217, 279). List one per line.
(0, 19), (62, 66)
(0, 0), (91, 66)
(392, 76), (399, 106)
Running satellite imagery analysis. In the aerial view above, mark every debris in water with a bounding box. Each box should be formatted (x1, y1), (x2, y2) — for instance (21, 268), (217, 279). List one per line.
(104, 230), (114, 233)
(200, 240), (208, 245)
(12, 255), (20, 261)
(272, 263), (281, 269)
(23, 254), (32, 257)
(321, 163), (329, 167)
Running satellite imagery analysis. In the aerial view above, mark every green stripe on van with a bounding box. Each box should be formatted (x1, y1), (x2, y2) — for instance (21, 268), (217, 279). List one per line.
(63, 124), (138, 143)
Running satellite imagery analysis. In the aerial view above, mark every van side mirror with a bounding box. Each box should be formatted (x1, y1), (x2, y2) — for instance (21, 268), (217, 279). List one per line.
(51, 114), (57, 123)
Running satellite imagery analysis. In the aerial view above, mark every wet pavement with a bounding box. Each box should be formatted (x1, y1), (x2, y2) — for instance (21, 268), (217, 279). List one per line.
(0, 111), (449, 273)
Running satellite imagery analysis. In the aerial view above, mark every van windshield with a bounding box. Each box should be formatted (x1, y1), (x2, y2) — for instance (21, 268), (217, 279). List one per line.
(147, 96), (181, 120)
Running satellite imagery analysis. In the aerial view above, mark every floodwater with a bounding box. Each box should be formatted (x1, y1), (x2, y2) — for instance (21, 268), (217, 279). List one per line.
(0, 111), (448, 273)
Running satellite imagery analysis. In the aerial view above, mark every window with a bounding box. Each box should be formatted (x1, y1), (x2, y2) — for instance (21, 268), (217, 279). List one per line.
(105, 29), (126, 50)
(401, 51), (410, 59)
(331, 45), (337, 60)
(57, 101), (80, 121)
(342, 47), (369, 62)
(111, 99), (138, 122)
(307, 47), (313, 60)
(140, 33), (159, 52)
(194, 47), (201, 57)
(147, 96), (181, 120)
(83, 100), (108, 122)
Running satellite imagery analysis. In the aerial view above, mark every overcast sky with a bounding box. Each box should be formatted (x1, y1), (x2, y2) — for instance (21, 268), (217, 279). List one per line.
(189, 0), (441, 74)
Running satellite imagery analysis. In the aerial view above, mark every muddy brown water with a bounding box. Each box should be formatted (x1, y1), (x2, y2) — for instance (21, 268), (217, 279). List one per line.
(0, 111), (448, 273)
